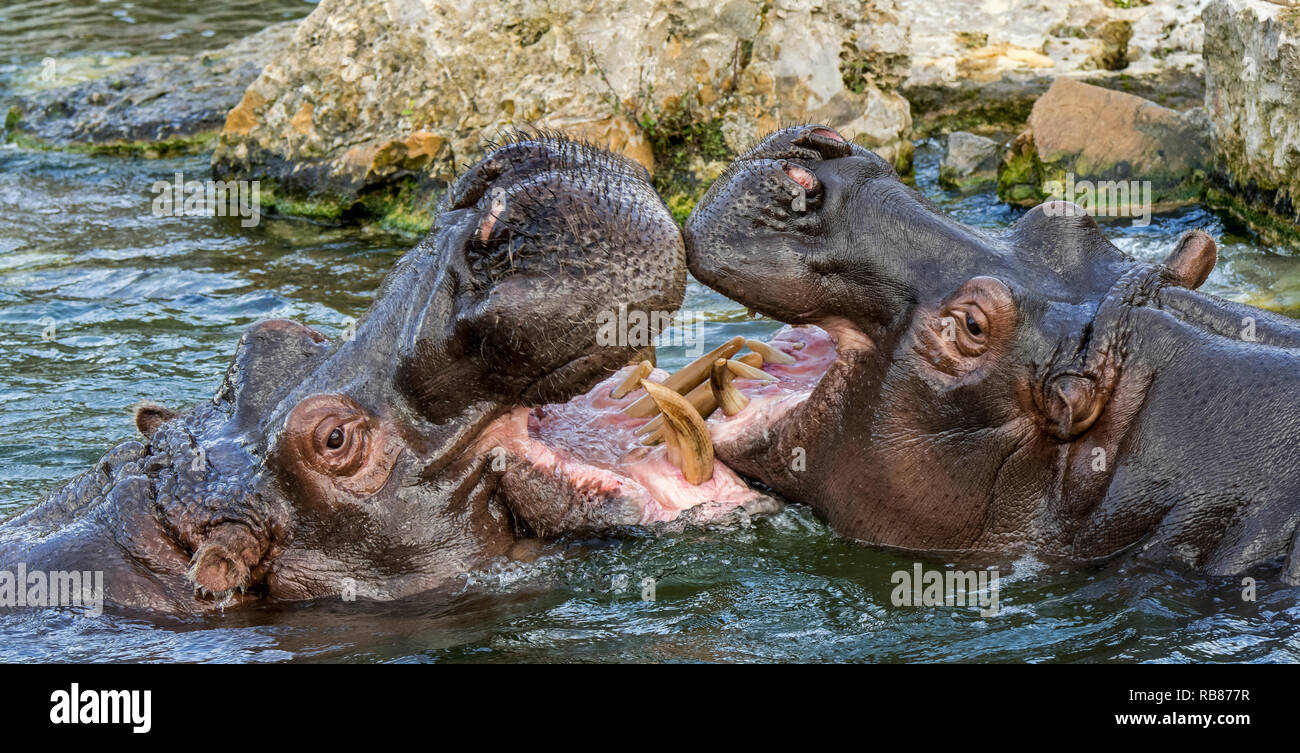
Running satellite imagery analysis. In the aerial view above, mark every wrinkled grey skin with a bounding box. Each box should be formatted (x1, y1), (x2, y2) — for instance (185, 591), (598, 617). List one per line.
(0, 135), (685, 613)
(687, 124), (1300, 583)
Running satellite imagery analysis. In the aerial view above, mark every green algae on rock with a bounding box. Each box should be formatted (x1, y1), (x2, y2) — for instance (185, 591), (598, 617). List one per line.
(995, 78), (1210, 211)
(1203, 0), (1300, 247)
(1, 22), (296, 158)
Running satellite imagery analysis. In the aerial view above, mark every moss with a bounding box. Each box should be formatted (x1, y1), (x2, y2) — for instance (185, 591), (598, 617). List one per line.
(5, 128), (217, 157)
(1205, 186), (1300, 249)
(892, 139), (915, 181)
(640, 113), (732, 226)
(356, 175), (438, 236)
(997, 135), (1207, 209)
(940, 169), (997, 193)
(839, 44), (908, 94)
(236, 171), (442, 236)
(665, 193), (697, 226)
(911, 96), (1035, 138)
(256, 179), (348, 223)
(4, 107), (18, 132)
(996, 142), (1048, 205)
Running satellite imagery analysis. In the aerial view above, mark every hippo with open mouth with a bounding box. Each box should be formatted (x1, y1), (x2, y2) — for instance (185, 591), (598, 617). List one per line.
(0, 135), (775, 613)
(684, 125), (1300, 584)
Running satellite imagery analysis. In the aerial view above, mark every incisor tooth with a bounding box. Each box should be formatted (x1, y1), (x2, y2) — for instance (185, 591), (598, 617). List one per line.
(711, 359), (749, 417)
(639, 380), (713, 484)
(622, 336), (744, 418)
(727, 358), (777, 383)
(610, 360), (653, 399)
(745, 338), (796, 364)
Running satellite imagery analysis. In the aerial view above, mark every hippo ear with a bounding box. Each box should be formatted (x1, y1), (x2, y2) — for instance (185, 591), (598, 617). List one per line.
(134, 401), (178, 440)
(1040, 374), (1106, 440)
(1162, 230), (1216, 290)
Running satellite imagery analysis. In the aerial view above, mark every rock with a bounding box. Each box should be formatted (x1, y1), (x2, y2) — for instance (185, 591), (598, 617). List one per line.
(898, 0), (1211, 136)
(996, 78), (1209, 211)
(1, 22), (297, 157)
(211, 0), (914, 232)
(1093, 19), (1134, 72)
(939, 131), (1000, 191)
(1203, 0), (1300, 247)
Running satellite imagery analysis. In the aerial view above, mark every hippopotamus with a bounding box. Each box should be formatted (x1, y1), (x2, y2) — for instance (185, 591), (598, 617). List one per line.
(683, 124), (1300, 584)
(0, 135), (772, 613)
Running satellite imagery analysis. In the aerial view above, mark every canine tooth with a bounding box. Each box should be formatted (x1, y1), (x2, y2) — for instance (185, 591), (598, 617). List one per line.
(639, 382), (717, 444)
(711, 359), (750, 417)
(610, 360), (653, 399)
(622, 336), (744, 418)
(727, 358), (778, 383)
(640, 353), (765, 442)
(639, 380), (713, 485)
(745, 338), (796, 364)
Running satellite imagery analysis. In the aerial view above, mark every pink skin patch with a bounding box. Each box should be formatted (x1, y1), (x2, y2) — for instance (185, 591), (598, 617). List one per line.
(476, 326), (841, 527)
(479, 191), (508, 243)
(810, 127), (846, 143)
(784, 165), (817, 190)
(522, 366), (763, 523)
(706, 326), (840, 448)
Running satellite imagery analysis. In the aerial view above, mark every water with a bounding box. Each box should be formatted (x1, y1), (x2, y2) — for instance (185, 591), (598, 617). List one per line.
(2, 4), (1300, 663)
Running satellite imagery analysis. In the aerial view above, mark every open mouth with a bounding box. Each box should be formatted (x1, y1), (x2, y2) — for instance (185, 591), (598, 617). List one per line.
(475, 325), (845, 527)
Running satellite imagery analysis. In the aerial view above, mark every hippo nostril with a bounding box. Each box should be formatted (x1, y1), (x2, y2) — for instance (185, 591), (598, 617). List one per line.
(810, 127), (845, 143)
(784, 165), (817, 190)
(791, 125), (854, 160)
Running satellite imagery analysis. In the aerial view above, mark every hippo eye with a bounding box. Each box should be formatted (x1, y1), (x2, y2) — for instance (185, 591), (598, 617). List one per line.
(965, 312), (982, 337)
(283, 394), (395, 492)
(306, 412), (368, 476)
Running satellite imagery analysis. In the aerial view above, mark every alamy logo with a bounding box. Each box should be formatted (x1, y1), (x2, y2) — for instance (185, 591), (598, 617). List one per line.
(891, 563), (1000, 617)
(1042, 173), (1152, 227)
(151, 172), (261, 227)
(49, 684), (151, 734)
(595, 304), (709, 357)
(0, 562), (103, 617)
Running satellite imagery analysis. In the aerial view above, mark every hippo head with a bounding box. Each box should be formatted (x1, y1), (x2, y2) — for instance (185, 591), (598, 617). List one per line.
(686, 125), (1300, 581)
(10, 135), (759, 611)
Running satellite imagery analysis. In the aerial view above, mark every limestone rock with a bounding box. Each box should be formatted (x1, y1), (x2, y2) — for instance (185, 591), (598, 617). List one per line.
(210, 0), (914, 232)
(996, 77), (1209, 209)
(1203, 0), (1300, 246)
(939, 131), (1000, 192)
(899, 0), (1211, 136)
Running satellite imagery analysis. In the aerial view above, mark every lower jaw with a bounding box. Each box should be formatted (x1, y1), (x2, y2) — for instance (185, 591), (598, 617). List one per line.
(476, 324), (843, 528)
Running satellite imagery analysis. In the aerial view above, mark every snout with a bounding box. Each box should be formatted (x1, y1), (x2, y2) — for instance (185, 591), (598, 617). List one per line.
(685, 124), (901, 325)
(686, 125), (868, 241)
(433, 133), (688, 405)
(739, 124), (855, 163)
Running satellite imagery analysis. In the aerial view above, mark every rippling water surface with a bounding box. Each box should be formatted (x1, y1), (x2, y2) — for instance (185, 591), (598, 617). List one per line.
(2, 1), (1298, 663)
